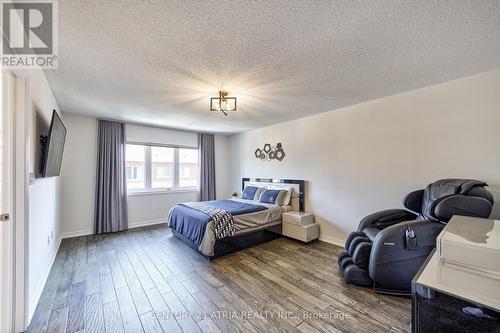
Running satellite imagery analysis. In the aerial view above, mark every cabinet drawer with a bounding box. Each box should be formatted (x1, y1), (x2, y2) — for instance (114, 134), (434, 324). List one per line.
(283, 223), (318, 242)
(282, 212), (314, 225)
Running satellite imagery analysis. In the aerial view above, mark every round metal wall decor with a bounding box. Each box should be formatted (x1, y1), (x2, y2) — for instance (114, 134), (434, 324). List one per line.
(255, 143), (286, 161)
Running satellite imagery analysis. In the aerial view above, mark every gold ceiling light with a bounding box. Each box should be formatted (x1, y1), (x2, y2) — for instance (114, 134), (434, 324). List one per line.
(210, 91), (237, 116)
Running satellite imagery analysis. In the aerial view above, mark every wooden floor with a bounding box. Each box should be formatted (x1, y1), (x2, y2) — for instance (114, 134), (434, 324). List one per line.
(28, 225), (411, 333)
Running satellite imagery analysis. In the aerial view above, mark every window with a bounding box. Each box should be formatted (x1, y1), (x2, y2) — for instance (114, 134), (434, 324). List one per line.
(180, 166), (191, 177)
(126, 144), (198, 192)
(151, 146), (174, 188)
(179, 148), (199, 187)
(156, 167), (170, 178)
(126, 167), (139, 180)
(125, 145), (145, 190)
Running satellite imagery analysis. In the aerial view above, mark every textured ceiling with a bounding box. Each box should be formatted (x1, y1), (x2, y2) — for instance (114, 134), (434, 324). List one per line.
(46, 1), (500, 134)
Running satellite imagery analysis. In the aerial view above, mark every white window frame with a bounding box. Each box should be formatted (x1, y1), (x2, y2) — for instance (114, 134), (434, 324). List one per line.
(126, 142), (199, 194)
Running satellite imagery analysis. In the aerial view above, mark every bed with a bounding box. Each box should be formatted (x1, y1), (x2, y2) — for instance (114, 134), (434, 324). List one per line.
(168, 178), (305, 258)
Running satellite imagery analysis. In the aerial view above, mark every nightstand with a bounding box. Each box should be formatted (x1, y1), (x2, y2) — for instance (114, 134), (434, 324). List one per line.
(282, 211), (318, 242)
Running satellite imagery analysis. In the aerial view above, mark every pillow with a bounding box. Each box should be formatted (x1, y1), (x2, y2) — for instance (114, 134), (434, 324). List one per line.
(241, 186), (264, 200)
(254, 186), (266, 200)
(267, 185), (293, 205)
(259, 189), (287, 205)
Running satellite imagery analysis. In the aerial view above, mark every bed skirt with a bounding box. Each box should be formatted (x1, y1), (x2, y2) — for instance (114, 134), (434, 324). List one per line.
(172, 223), (282, 259)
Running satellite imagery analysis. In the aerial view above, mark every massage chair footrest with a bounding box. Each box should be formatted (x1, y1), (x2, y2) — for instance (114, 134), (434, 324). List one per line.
(338, 251), (373, 287)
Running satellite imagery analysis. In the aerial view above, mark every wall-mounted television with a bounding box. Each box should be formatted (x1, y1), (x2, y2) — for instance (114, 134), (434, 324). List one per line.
(40, 110), (67, 177)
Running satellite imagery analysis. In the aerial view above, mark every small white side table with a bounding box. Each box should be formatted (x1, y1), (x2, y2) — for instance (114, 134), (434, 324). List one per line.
(282, 211), (318, 242)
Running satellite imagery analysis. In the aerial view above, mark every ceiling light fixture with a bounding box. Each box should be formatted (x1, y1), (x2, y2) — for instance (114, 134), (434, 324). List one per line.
(210, 91), (236, 116)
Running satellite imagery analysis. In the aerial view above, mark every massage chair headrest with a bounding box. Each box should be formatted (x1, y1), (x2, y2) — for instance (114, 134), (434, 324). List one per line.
(408, 179), (494, 223)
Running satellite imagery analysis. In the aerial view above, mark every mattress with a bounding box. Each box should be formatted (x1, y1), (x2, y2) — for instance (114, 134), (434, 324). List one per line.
(231, 198), (290, 231)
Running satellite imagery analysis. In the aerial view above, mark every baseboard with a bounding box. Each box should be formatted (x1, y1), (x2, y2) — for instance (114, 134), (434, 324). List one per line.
(60, 219), (167, 240)
(129, 218), (167, 229)
(28, 236), (62, 324)
(318, 233), (345, 247)
(61, 229), (93, 239)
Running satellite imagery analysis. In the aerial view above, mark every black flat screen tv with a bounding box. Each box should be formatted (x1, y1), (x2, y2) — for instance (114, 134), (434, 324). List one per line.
(41, 110), (67, 177)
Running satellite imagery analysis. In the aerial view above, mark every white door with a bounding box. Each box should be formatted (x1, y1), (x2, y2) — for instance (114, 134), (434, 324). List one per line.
(0, 70), (15, 333)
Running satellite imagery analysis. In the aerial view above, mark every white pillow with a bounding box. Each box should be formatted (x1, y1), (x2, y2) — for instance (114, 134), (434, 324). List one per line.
(266, 185), (293, 205)
(254, 187), (266, 201)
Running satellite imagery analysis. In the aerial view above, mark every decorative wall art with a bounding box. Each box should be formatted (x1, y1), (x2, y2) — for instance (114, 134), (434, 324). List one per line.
(254, 143), (286, 161)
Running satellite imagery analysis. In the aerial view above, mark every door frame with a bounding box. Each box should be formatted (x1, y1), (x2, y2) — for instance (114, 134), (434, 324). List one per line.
(14, 71), (29, 332)
(3, 69), (30, 332)
(1, 68), (15, 333)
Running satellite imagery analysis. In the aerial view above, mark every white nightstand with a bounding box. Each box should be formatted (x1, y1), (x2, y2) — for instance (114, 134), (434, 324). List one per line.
(282, 211), (318, 242)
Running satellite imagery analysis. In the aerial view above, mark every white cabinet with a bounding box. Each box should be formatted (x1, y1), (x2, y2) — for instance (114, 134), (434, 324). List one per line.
(282, 211), (314, 225)
(282, 211), (318, 242)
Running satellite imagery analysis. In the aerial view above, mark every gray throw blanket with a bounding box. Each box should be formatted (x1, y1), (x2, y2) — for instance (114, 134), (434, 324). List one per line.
(181, 202), (235, 239)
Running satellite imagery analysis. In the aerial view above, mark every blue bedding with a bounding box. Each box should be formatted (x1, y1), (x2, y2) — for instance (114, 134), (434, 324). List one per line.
(168, 200), (267, 245)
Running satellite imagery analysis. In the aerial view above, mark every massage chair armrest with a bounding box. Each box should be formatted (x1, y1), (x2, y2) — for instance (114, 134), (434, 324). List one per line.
(432, 195), (493, 222)
(369, 220), (445, 290)
(357, 209), (418, 232)
(370, 220), (444, 264)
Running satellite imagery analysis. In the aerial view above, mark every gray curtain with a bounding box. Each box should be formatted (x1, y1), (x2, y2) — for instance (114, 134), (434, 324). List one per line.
(94, 120), (128, 234)
(199, 133), (216, 201)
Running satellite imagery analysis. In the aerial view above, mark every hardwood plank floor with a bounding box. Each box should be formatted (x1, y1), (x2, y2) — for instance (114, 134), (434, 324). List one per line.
(28, 225), (411, 333)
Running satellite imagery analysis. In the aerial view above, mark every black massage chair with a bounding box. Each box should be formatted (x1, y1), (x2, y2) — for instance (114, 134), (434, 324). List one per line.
(338, 179), (494, 295)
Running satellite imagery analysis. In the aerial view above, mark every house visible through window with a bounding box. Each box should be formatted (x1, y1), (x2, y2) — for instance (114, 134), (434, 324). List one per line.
(125, 145), (145, 190)
(151, 146), (174, 188)
(179, 148), (198, 187)
(126, 167), (139, 180)
(157, 167), (170, 178)
(126, 144), (198, 192)
(180, 167), (190, 177)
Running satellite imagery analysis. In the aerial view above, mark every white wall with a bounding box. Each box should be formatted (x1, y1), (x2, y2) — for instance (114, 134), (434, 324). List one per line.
(127, 124), (198, 148)
(127, 191), (199, 227)
(60, 114), (97, 237)
(27, 69), (63, 320)
(214, 135), (230, 199)
(60, 114), (230, 236)
(228, 68), (500, 245)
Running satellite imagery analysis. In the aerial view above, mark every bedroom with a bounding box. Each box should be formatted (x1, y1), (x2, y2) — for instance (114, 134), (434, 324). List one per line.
(1, 1), (500, 332)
